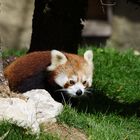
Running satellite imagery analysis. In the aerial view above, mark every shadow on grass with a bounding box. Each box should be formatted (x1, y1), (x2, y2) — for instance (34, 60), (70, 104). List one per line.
(73, 89), (140, 117)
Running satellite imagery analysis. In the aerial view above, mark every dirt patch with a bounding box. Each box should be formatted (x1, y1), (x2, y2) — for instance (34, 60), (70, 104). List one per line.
(43, 122), (87, 140)
(0, 83), (27, 100)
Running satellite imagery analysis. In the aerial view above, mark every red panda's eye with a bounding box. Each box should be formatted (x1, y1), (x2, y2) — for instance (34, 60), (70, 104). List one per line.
(82, 81), (87, 85)
(69, 80), (75, 85)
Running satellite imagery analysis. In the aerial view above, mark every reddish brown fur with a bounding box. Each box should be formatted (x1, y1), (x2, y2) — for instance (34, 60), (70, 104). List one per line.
(4, 51), (89, 93)
(55, 53), (88, 81)
(4, 51), (51, 90)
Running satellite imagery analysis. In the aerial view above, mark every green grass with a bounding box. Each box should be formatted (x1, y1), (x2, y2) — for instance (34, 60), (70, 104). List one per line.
(79, 47), (140, 103)
(58, 106), (140, 140)
(0, 120), (60, 140)
(0, 121), (37, 140)
(2, 48), (27, 59)
(1, 47), (140, 139)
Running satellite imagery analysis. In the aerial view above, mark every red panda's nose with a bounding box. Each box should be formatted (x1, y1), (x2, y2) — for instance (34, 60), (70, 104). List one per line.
(76, 89), (83, 96)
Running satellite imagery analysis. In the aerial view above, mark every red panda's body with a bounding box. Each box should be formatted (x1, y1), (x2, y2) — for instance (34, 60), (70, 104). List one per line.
(4, 50), (93, 101)
(4, 51), (51, 92)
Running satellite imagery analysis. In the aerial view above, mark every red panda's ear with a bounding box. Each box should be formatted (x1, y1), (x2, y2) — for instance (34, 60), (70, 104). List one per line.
(47, 50), (67, 71)
(84, 50), (93, 64)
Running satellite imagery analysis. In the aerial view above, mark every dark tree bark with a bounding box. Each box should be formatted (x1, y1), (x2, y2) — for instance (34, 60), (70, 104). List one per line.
(127, 0), (140, 6)
(28, 0), (87, 54)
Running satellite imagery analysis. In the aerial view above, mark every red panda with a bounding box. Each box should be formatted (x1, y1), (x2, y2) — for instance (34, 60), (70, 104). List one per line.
(4, 50), (93, 101)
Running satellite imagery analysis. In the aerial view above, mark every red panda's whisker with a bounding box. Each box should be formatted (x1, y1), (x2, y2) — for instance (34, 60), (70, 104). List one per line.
(67, 96), (73, 106)
(60, 92), (67, 104)
(54, 89), (67, 93)
(86, 87), (93, 91)
(84, 90), (92, 94)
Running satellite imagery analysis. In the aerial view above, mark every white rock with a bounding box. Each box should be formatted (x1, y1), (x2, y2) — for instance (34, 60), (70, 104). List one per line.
(0, 89), (63, 134)
(23, 89), (63, 123)
(0, 98), (39, 133)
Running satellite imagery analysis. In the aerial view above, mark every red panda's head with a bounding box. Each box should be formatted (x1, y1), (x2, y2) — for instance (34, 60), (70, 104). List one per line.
(47, 50), (94, 97)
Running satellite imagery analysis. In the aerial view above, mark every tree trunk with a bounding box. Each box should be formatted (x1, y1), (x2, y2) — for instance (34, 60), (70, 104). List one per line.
(28, 0), (87, 54)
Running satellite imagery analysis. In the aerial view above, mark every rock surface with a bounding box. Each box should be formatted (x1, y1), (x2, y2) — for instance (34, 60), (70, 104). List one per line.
(23, 89), (63, 123)
(0, 89), (63, 133)
(0, 97), (39, 133)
